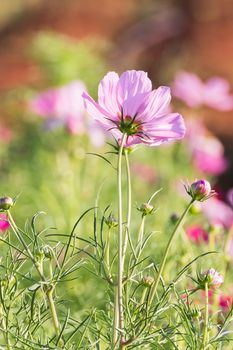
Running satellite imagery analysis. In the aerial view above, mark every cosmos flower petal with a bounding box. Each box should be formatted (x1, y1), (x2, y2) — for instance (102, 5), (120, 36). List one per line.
(137, 86), (172, 122)
(98, 72), (121, 115)
(117, 70), (152, 103)
(82, 92), (116, 128)
(143, 113), (186, 140)
(122, 92), (150, 119)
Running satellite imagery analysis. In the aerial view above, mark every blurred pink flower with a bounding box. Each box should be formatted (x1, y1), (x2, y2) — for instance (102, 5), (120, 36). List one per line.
(83, 70), (186, 147)
(29, 81), (106, 146)
(0, 213), (10, 231)
(201, 197), (233, 229)
(200, 290), (232, 312)
(186, 119), (228, 176)
(30, 81), (86, 134)
(219, 293), (233, 312)
(186, 225), (208, 244)
(172, 71), (233, 111)
(132, 162), (157, 185)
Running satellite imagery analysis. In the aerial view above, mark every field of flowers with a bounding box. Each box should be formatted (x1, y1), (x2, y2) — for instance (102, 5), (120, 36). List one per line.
(0, 30), (232, 350)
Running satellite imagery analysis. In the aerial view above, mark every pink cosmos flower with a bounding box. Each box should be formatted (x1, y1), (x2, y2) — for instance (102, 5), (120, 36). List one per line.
(186, 225), (208, 244)
(29, 81), (106, 146)
(83, 70), (186, 147)
(0, 213), (10, 231)
(172, 71), (233, 111)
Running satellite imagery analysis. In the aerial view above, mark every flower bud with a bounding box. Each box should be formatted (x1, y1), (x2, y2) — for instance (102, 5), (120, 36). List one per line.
(35, 247), (45, 261)
(43, 246), (52, 259)
(186, 180), (214, 202)
(198, 268), (224, 289)
(137, 203), (155, 216)
(0, 197), (14, 211)
(142, 276), (154, 287)
(105, 214), (118, 228)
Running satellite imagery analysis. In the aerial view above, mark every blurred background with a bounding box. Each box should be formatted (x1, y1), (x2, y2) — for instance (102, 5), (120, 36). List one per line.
(0, 0), (233, 226)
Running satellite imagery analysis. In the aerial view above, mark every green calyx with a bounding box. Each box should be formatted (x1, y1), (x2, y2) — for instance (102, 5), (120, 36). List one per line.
(119, 116), (141, 136)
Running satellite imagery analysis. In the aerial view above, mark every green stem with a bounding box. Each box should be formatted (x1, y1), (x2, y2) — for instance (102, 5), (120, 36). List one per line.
(105, 228), (111, 271)
(112, 286), (119, 349)
(149, 199), (194, 305)
(122, 150), (131, 268)
(139, 288), (147, 306)
(47, 287), (61, 337)
(201, 282), (209, 350)
(137, 216), (145, 253)
(115, 134), (127, 346)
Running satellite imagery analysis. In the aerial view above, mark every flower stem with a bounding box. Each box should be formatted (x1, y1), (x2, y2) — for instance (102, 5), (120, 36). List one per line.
(137, 217), (145, 253)
(112, 286), (119, 349)
(122, 149), (131, 267)
(148, 199), (194, 306)
(201, 282), (209, 350)
(114, 134), (127, 347)
(105, 227), (111, 271)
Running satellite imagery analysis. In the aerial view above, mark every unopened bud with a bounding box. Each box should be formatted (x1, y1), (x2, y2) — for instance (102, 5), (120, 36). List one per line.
(35, 247), (45, 261)
(170, 213), (179, 224)
(105, 214), (118, 229)
(0, 197), (14, 211)
(198, 268), (224, 289)
(142, 276), (154, 287)
(138, 203), (155, 216)
(185, 180), (214, 202)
